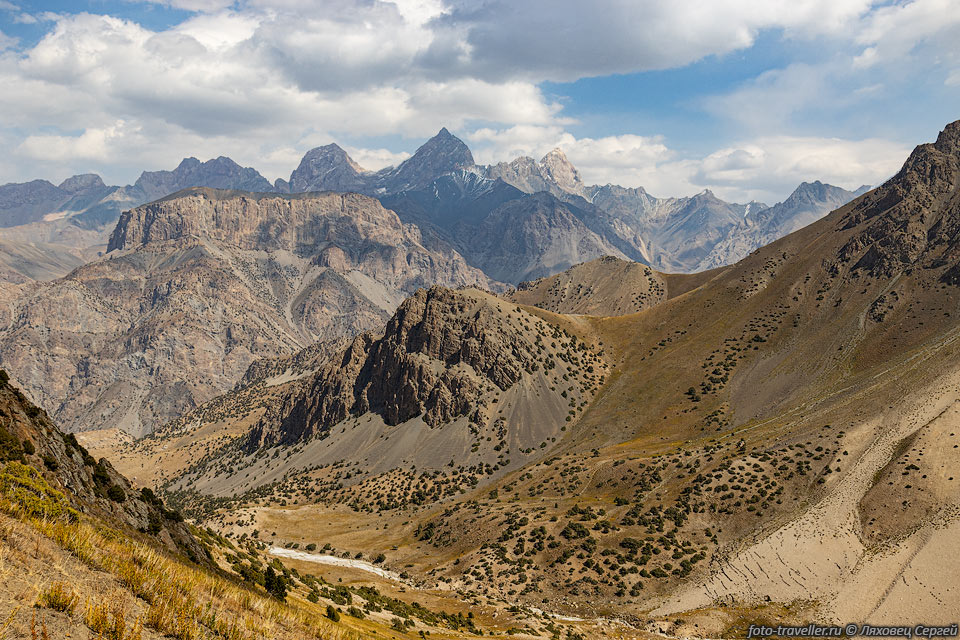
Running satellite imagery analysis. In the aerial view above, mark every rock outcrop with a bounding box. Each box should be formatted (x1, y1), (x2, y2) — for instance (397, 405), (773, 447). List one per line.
(835, 121), (960, 279)
(247, 286), (603, 452)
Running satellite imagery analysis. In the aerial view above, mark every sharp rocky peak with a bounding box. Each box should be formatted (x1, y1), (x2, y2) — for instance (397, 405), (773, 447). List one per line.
(288, 143), (367, 193)
(536, 147), (584, 195)
(246, 286), (558, 450)
(386, 128), (475, 191)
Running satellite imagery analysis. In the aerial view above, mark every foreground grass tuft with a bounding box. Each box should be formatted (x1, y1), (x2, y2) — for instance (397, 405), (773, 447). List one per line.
(35, 581), (79, 613)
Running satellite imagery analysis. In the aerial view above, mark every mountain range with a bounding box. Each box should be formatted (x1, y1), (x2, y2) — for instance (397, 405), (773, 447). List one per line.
(0, 128), (870, 441)
(0, 189), (490, 438)
(0, 128), (867, 284)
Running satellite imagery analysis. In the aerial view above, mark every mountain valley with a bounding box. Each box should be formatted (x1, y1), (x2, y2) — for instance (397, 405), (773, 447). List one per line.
(80, 121), (960, 636)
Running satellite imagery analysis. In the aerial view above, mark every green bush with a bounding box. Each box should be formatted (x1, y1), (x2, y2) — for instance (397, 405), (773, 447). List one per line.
(0, 425), (23, 462)
(326, 605), (340, 622)
(21, 440), (35, 456)
(106, 484), (126, 502)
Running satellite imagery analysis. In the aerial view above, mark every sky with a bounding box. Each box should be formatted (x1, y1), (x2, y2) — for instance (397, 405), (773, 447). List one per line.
(0, 0), (957, 204)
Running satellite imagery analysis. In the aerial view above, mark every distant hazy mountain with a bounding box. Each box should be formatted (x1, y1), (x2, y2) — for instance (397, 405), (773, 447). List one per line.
(130, 156), (275, 202)
(0, 174), (117, 228)
(286, 144), (368, 193)
(279, 127), (475, 195)
(484, 147), (587, 200)
(285, 129), (865, 275)
(0, 158), (278, 281)
(696, 181), (871, 270)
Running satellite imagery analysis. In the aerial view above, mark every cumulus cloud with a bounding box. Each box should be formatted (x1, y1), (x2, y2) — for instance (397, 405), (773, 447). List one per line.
(0, 30), (16, 51)
(854, 0), (960, 68)
(17, 121), (136, 163)
(0, 9), (565, 183)
(424, 0), (874, 82)
(468, 125), (910, 203)
(690, 136), (910, 202)
(0, 0), (950, 203)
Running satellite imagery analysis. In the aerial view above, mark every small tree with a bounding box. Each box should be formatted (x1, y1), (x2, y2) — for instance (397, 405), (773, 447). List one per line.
(264, 566), (287, 601)
(326, 605), (340, 622)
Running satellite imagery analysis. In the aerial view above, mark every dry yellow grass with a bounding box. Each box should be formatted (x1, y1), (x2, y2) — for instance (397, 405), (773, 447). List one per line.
(0, 461), (371, 640)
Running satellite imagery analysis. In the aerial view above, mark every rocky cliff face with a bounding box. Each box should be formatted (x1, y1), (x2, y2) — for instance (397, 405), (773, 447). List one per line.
(538, 148), (586, 196)
(0, 189), (491, 437)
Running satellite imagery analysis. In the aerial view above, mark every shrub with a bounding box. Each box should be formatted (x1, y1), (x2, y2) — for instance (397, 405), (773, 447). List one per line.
(107, 484), (126, 503)
(37, 581), (79, 613)
(93, 461), (111, 485)
(42, 454), (58, 471)
(22, 439), (35, 456)
(162, 508), (183, 522)
(560, 522), (589, 540)
(145, 512), (163, 535)
(0, 425), (23, 462)
(326, 605), (340, 622)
